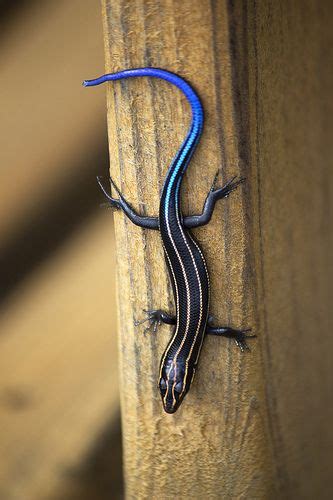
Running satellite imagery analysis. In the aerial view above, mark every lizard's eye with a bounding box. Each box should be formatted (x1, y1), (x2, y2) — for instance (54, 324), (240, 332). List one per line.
(159, 379), (167, 391)
(174, 381), (183, 393)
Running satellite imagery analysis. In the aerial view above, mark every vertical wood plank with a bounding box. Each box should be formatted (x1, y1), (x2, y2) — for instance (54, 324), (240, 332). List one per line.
(248, 1), (333, 497)
(99, 0), (333, 498)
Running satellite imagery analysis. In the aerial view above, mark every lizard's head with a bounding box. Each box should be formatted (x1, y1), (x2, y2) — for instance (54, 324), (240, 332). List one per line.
(158, 357), (196, 414)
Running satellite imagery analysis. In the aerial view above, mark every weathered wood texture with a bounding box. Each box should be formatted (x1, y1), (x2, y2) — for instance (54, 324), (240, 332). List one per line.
(101, 0), (333, 498)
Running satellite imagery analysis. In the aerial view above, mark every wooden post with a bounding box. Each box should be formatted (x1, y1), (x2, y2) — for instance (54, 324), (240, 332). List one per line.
(100, 1), (333, 498)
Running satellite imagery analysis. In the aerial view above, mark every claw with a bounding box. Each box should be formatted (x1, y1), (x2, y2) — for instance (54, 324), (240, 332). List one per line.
(235, 339), (250, 352)
(234, 329), (256, 352)
(220, 175), (245, 198)
(134, 309), (161, 334)
(97, 175), (122, 210)
(210, 170), (221, 191)
(143, 325), (152, 335)
(235, 340), (245, 352)
(134, 317), (149, 327)
(108, 176), (122, 197)
(223, 174), (238, 188)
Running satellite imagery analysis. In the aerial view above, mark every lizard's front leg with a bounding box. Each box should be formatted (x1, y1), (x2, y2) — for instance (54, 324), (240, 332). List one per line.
(184, 173), (245, 229)
(98, 173), (244, 231)
(97, 175), (159, 230)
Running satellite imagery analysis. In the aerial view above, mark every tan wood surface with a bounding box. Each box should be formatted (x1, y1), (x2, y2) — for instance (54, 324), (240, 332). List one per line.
(100, 0), (333, 498)
(1, 2), (123, 498)
(0, 213), (119, 500)
(0, 0), (105, 244)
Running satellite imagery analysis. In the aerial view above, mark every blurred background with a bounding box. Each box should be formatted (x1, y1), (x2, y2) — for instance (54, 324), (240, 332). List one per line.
(0, 1), (123, 498)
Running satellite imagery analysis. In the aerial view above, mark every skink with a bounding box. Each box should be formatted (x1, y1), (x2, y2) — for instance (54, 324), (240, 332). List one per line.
(83, 68), (254, 413)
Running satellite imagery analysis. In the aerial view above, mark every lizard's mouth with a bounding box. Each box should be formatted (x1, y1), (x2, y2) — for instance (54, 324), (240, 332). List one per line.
(162, 395), (182, 414)
(163, 403), (177, 414)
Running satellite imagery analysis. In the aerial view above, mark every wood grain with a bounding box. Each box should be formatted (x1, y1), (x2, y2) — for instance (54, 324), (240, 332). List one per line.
(101, 0), (333, 498)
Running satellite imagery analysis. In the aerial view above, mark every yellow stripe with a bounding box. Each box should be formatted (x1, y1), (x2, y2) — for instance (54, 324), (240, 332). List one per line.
(160, 198), (210, 410)
(170, 208), (205, 404)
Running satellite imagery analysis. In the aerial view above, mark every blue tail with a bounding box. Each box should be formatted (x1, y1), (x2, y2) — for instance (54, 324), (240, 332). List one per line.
(83, 67), (203, 136)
